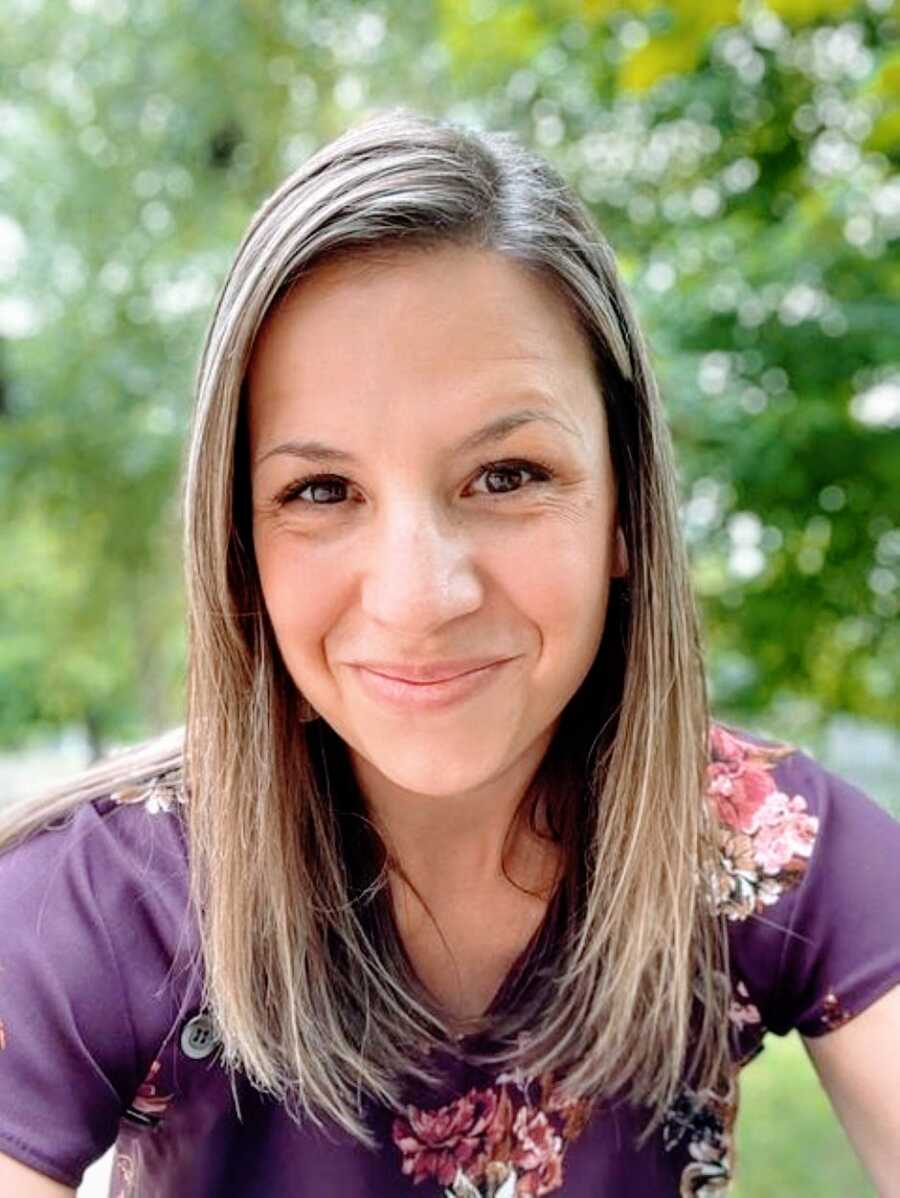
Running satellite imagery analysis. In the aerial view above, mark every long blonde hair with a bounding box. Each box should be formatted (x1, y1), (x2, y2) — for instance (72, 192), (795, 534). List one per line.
(0, 106), (732, 1150)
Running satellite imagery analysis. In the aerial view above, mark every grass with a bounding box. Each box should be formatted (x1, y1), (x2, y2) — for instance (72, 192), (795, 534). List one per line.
(731, 1031), (874, 1195)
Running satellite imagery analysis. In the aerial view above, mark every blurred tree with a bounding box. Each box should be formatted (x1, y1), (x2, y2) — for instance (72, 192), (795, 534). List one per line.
(437, 0), (900, 729)
(0, 0), (896, 751)
(0, 0), (441, 750)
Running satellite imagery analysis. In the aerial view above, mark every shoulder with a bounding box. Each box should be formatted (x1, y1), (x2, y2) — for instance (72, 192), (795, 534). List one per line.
(0, 767), (200, 1186)
(0, 764), (198, 1019)
(0, 764), (192, 940)
(706, 719), (900, 1038)
(705, 719), (818, 923)
(706, 719), (897, 922)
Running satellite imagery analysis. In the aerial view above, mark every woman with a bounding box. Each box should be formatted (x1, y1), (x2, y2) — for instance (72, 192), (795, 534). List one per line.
(0, 107), (897, 1198)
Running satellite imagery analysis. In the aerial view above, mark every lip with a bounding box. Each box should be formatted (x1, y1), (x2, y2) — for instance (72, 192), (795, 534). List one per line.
(352, 660), (512, 711)
(354, 658), (510, 684)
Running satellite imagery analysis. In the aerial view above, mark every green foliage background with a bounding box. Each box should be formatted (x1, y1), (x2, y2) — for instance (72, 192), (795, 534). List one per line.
(1, 2), (897, 1191)
(734, 1031), (874, 1194)
(1, 0), (897, 751)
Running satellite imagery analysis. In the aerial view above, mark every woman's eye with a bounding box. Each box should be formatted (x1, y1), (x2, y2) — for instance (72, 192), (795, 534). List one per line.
(468, 461), (553, 496)
(280, 476), (348, 506)
(273, 460), (554, 508)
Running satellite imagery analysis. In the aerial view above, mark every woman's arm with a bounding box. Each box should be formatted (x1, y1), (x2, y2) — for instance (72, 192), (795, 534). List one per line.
(0, 1152), (75, 1196)
(802, 982), (900, 1197)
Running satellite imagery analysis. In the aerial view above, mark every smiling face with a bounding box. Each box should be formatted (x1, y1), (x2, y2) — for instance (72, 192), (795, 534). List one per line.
(247, 243), (627, 809)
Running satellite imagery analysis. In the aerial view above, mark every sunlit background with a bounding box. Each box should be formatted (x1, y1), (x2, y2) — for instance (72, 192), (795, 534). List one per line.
(2, 0), (897, 1193)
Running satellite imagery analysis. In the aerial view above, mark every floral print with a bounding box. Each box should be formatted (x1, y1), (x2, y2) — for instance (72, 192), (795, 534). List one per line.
(727, 979), (762, 1036)
(820, 988), (853, 1031)
(392, 1071), (593, 1197)
(706, 724), (819, 921)
(394, 1086), (501, 1187)
(110, 767), (185, 815)
(122, 1058), (173, 1128)
(655, 975), (765, 1198)
(659, 724), (825, 1196)
(662, 1072), (738, 1197)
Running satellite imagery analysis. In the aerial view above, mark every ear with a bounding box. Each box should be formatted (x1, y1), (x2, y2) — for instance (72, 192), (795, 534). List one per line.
(612, 526), (629, 579)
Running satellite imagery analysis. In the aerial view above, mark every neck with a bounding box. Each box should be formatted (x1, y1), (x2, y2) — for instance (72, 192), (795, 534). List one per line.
(350, 734), (559, 903)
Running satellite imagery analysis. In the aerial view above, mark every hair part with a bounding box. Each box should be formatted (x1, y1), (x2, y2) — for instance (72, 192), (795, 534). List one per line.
(0, 106), (733, 1151)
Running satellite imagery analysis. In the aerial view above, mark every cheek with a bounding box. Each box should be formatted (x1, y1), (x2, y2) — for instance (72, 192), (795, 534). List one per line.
(505, 513), (613, 623)
(253, 531), (338, 659)
(491, 523), (613, 696)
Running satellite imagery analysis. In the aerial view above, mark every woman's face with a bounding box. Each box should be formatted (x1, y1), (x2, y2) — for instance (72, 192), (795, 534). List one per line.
(247, 244), (627, 804)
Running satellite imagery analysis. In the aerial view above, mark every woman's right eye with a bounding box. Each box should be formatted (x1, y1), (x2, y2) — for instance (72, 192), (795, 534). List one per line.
(274, 475), (348, 506)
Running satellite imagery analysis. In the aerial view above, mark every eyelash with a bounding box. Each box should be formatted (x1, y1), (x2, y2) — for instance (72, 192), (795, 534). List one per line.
(272, 459), (556, 509)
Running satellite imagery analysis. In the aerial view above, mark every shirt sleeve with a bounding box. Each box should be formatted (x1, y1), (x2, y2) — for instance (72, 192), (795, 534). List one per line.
(0, 795), (194, 1188)
(724, 742), (900, 1039)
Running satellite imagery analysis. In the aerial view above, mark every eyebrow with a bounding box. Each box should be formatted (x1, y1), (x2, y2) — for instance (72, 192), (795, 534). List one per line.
(253, 405), (580, 473)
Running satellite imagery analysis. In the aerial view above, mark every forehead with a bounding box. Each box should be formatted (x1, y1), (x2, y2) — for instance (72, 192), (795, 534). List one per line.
(245, 243), (605, 451)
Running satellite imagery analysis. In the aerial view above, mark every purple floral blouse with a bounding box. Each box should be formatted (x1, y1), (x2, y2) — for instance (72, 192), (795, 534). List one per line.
(0, 722), (898, 1196)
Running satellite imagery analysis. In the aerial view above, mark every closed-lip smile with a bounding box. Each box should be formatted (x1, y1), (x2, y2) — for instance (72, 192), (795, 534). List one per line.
(350, 658), (514, 712)
(354, 658), (511, 684)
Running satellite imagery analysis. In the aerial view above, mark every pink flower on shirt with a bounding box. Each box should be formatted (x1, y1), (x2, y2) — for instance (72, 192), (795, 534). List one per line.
(707, 724), (793, 834)
(749, 792), (818, 874)
(393, 1086), (499, 1186)
(393, 1071), (586, 1195)
(706, 724), (819, 921)
(509, 1106), (564, 1195)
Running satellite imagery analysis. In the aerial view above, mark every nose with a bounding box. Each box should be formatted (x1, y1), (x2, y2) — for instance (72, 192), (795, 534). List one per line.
(359, 497), (484, 632)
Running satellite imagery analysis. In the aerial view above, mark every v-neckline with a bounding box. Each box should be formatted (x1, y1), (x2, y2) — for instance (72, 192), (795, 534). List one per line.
(439, 879), (565, 1045)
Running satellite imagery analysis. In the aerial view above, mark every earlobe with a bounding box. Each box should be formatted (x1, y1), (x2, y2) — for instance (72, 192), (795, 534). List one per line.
(613, 526), (629, 578)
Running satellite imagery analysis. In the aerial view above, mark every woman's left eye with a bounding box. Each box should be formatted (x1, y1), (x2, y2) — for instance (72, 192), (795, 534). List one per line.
(467, 460), (555, 496)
